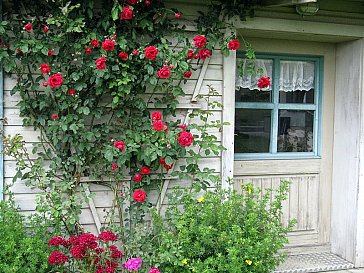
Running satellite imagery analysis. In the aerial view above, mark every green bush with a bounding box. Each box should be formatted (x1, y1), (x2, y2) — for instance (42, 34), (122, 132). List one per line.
(0, 198), (51, 273)
(151, 181), (295, 273)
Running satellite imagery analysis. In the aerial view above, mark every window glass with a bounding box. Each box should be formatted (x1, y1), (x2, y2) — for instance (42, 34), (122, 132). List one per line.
(279, 61), (315, 104)
(235, 109), (271, 153)
(235, 59), (273, 103)
(277, 110), (314, 152)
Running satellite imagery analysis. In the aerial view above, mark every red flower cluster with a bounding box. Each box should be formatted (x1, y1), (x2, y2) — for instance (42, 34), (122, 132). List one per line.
(133, 189), (146, 202)
(197, 48), (210, 60)
(151, 111), (162, 120)
(120, 6), (134, 20)
(257, 76), (271, 89)
(48, 73), (63, 88)
(178, 131), (194, 147)
(102, 39), (115, 51)
(96, 56), (106, 70)
(193, 35), (207, 48)
(114, 140), (125, 151)
(48, 231), (122, 271)
(228, 39), (240, 50)
(157, 66), (171, 79)
(144, 45), (158, 60)
(40, 63), (51, 74)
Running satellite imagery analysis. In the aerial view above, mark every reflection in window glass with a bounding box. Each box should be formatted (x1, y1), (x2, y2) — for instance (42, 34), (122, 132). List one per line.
(235, 59), (273, 103)
(277, 110), (314, 152)
(279, 89), (314, 104)
(235, 109), (271, 153)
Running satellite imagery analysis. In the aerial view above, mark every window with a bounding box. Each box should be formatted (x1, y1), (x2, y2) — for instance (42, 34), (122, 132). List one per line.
(234, 54), (323, 160)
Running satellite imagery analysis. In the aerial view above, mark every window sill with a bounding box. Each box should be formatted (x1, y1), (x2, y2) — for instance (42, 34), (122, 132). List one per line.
(234, 152), (321, 161)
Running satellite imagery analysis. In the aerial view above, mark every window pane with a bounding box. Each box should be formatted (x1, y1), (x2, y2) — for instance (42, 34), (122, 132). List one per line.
(279, 61), (315, 104)
(277, 110), (314, 152)
(236, 59), (273, 103)
(235, 109), (271, 153)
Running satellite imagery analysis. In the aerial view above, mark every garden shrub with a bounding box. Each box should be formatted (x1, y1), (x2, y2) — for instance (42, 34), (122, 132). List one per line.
(0, 196), (51, 273)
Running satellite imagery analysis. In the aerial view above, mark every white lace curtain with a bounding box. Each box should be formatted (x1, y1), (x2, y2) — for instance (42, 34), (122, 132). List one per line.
(236, 59), (315, 92)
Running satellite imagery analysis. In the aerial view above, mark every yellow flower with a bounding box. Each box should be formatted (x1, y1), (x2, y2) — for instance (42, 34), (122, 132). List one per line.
(247, 185), (252, 194)
(245, 259), (253, 266)
(197, 196), (204, 203)
(182, 258), (188, 265)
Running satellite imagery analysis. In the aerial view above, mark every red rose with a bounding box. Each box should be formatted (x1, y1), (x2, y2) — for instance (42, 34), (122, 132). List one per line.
(145, 0), (150, 5)
(127, 0), (137, 4)
(144, 46), (158, 60)
(90, 39), (99, 48)
(112, 163), (118, 170)
(197, 49), (211, 60)
(24, 23), (33, 32)
(68, 89), (76, 95)
(153, 120), (165, 131)
(102, 39), (115, 51)
(184, 71), (192, 78)
(141, 166), (150, 175)
(175, 13), (181, 18)
(48, 251), (69, 265)
(17, 48), (22, 54)
(85, 47), (92, 54)
(120, 6), (134, 20)
(159, 158), (173, 170)
(228, 39), (240, 50)
(95, 56), (106, 70)
(118, 52), (128, 61)
(157, 66), (171, 79)
(48, 73), (64, 88)
(114, 140), (125, 151)
(151, 111), (162, 120)
(43, 26), (49, 33)
(133, 49), (138, 55)
(48, 50), (53, 56)
(42, 82), (48, 87)
(193, 35), (207, 48)
(112, 34), (117, 40)
(40, 64), (51, 74)
(186, 49), (194, 60)
(133, 189), (146, 203)
(179, 124), (187, 131)
(52, 113), (58, 120)
(178, 131), (194, 147)
(257, 76), (271, 89)
(133, 174), (142, 182)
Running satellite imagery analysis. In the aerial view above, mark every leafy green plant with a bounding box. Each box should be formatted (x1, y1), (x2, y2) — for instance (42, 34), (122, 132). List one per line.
(0, 195), (51, 273)
(149, 180), (295, 273)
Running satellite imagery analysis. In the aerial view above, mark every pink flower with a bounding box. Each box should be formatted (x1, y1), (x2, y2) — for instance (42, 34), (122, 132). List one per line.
(184, 71), (192, 78)
(43, 25), (49, 33)
(153, 120), (165, 131)
(48, 251), (69, 264)
(144, 46), (158, 60)
(85, 47), (92, 54)
(68, 89), (76, 95)
(149, 267), (161, 273)
(48, 73), (64, 88)
(98, 230), (118, 242)
(141, 166), (150, 175)
(197, 48), (211, 60)
(102, 39), (115, 51)
(178, 131), (194, 147)
(114, 140), (125, 151)
(120, 6), (134, 20)
(111, 163), (118, 170)
(193, 35), (207, 48)
(24, 23), (33, 32)
(157, 66), (171, 79)
(151, 111), (162, 120)
(257, 76), (271, 89)
(118, 52), (128, 61)
(95, 56), (106, 70)
(228, 39), (240, 50)
(40, 64), (51, 74)
(124, 258), (143, 272)
(133, 190), (146, 203)
(133, 174), (142, 182)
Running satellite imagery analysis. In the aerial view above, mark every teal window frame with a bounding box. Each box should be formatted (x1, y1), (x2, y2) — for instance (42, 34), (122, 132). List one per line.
(234, 53), (324, 160)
